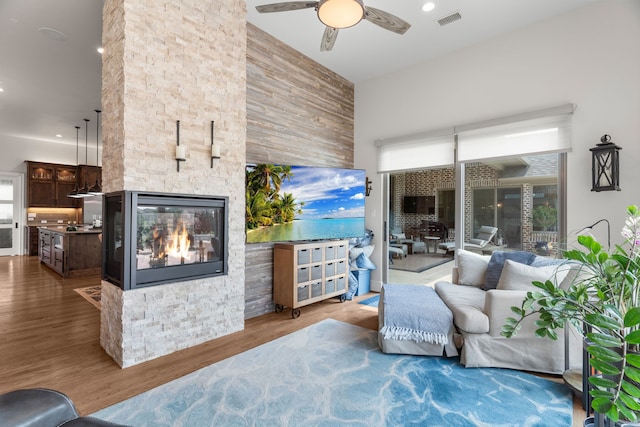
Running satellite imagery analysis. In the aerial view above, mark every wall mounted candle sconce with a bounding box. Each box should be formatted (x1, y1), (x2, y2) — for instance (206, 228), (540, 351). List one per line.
(176, 120), (186, 172)
(590, 134), (621, 192)
(365, 176), (372, 197)
(210, 120), (220, 168)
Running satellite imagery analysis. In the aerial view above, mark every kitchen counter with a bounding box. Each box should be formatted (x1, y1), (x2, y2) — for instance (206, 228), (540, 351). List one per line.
(37, 225), (102, 234)
(38, 227), (102, 278)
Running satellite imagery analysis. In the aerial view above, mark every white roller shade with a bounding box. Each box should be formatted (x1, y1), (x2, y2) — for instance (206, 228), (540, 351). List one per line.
(457, 104), (575, 162)
(376, 129), (455, 173)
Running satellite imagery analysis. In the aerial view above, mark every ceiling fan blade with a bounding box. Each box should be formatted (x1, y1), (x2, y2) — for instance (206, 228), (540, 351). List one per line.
(364, 6), (411, 35)
(256, 1), (317, 13)
(320, 26), (339, 52)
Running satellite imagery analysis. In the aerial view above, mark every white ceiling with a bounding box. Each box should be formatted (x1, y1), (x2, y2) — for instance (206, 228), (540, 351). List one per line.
(0, 0), (596, 148)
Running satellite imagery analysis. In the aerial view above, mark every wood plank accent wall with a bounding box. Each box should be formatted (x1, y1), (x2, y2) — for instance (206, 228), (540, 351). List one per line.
(245, 23), (355, 319)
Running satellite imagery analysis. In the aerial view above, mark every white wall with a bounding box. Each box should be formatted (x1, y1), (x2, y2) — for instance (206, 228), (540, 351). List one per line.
(0, 135), (97, 174)
(355, 0), (640, 290)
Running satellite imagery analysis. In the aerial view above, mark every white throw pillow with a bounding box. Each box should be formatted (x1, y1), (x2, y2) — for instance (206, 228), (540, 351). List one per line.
(456, 249), (491, 287)
(496, 259), (570, 292)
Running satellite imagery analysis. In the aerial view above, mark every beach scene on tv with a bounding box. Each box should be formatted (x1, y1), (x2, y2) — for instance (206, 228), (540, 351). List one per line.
(246, 164), (366, 243)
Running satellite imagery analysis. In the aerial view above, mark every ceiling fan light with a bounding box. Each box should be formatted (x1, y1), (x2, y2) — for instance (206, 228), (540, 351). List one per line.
(317, 0), (364, 29)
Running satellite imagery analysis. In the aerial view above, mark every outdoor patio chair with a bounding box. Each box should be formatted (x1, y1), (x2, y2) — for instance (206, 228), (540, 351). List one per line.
(438, 226), (498, 256)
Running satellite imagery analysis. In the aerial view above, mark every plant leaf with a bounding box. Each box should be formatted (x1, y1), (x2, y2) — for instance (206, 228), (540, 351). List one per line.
(588, 345), (624, 363)
(618, 399), (638, 422)
(625, 365), (640, 383)
(590, 359), (621, 375)
(591, 397), (614, 415)
(590, 375), (619, 389)
(626, 330), (640, 345)
(627, 353), (640, 368)
(624, 308), (640, 331)
(585, 313), (623, 331)
(622, 380), (640, 398)
(589, 332), (624, 348)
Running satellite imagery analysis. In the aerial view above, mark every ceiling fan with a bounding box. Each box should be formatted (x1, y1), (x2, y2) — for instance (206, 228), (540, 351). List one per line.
(255, 0), (411, 51)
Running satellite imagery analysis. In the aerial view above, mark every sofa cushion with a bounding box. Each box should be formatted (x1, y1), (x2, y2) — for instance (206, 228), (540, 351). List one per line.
(456, 249), (491, 287)
(483, 251), (537, 290)
(435, 281), (489, 334)
(496, 259), (570, 292)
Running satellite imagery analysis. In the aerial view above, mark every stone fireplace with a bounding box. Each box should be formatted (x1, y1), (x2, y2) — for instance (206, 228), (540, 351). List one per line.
(99, 0), (246, 368)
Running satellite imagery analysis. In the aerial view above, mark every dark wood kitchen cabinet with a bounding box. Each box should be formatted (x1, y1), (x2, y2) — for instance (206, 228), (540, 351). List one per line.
(26, 161), (80, 208)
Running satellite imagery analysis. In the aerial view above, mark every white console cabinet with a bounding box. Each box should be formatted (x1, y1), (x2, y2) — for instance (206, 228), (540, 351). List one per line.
(273, 240), (349, 318)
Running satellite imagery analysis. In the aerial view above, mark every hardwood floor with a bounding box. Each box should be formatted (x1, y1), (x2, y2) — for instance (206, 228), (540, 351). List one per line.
(0, 255), (585, 425)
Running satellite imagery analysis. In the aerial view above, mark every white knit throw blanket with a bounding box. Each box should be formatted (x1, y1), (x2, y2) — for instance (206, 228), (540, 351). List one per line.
(380, 284), (452, 344)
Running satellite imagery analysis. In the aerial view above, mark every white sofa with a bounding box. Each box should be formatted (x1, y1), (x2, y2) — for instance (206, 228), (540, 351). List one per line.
(433, 249), (582, 375)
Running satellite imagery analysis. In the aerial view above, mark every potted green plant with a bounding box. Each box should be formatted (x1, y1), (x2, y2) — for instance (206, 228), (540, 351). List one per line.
(503, 205), (640, 425)
(532, 205), (558, 255)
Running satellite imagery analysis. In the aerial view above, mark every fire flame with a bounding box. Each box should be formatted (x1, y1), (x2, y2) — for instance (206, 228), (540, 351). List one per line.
(165, 223), (191, 261)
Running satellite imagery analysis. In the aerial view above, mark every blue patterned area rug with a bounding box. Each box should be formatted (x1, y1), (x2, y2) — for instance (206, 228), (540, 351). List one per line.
(358, 294), (380, 308)
(93, 319), (572, 426)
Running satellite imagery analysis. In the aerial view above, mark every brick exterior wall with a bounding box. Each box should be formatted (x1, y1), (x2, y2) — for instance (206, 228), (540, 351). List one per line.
(392, 163), (543, 249)
(100, 0), (246, 367)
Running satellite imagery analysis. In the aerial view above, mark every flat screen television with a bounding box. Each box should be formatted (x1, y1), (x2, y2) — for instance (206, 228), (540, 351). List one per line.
(246, 164), (366, 243)
(403, 196), (435, 214)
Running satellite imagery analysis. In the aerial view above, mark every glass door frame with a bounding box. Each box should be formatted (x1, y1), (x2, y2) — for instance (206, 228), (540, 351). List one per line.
(0, 173), (24, 256)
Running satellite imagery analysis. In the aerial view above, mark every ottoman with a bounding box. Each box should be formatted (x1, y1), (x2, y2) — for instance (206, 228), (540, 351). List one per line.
(378, 284), (458, 357)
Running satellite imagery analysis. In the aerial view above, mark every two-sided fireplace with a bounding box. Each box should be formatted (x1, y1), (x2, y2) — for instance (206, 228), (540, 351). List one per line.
(102, 191), (228, 290)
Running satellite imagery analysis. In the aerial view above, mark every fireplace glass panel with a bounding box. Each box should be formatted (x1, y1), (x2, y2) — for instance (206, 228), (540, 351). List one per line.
(136, 205), (223, 270)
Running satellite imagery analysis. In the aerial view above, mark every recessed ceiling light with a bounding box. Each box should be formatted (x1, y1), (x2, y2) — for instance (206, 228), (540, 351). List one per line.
(97, 47), (104, 54)
(56, 134), (63, 138)
(422, 2), (435, 12)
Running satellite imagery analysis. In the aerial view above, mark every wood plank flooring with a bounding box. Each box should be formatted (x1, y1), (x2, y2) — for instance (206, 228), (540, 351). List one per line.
(0, 255), (585, 425)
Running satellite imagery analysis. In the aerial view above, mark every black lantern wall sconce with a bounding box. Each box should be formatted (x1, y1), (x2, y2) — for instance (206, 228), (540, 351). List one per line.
(590, 134), (621, 192)
(365, 176), (372, 197)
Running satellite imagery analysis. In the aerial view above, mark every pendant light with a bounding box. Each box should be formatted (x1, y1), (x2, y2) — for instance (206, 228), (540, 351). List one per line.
(89, 110), (103, 195)
(77, 118), (90, 197)
(67, 126), (82, 198)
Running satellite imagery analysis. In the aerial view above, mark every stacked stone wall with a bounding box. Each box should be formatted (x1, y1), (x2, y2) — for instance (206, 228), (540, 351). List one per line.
(100, 0), (246, 367)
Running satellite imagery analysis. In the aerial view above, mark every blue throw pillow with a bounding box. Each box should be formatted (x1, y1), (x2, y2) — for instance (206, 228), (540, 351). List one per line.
(355, 253), (376, 270)
(483, 251), (536, 290)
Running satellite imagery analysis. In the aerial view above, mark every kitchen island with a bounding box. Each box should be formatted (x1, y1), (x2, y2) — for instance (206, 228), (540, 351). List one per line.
(38, 226), (102, 278)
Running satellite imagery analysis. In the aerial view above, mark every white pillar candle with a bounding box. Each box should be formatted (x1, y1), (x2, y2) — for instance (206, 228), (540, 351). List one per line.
(176, 145), (186, 160)
(211, 145), (220, 158)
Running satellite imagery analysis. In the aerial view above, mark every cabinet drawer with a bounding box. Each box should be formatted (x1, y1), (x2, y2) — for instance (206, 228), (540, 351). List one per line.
(41, 250), (51, 264)
(337, 276), (346, 291)
(297, 285), (309, 302)
(325, 278), (336, 294)
(336, 260), (347, 275)
(325, 245), (336, 260)
(310, 265), (322, 281)
(297, 267), (309, 283)
(336, 244), (347, 259)
(311, 247), (323, 263)
(297, 249), (310, 265)
(311, 282), (322, 298)
(53, 248), (64, 272)
(324, 262), (336, 278)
